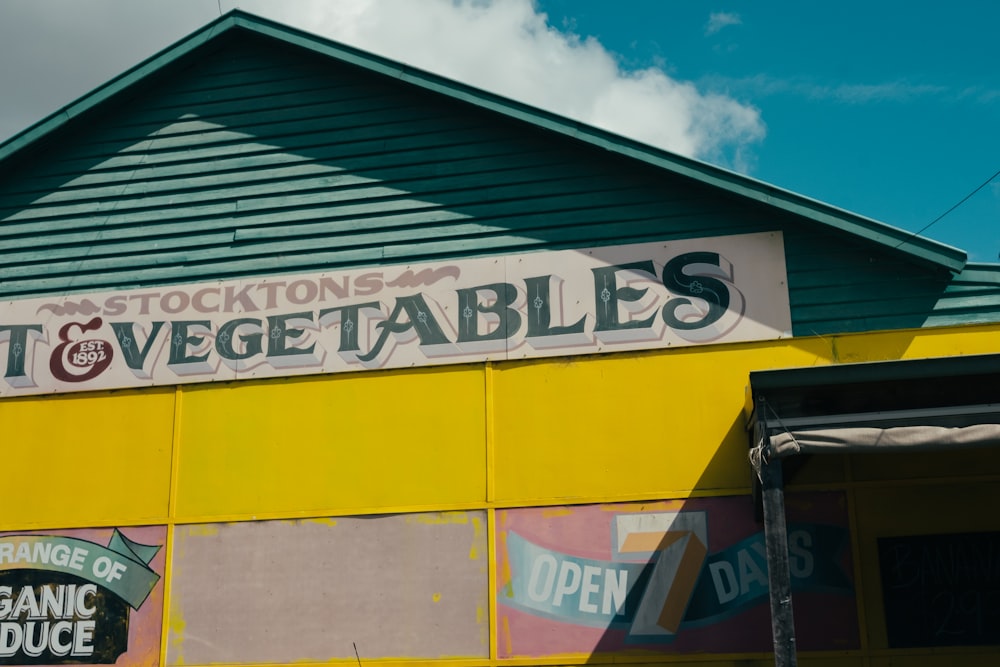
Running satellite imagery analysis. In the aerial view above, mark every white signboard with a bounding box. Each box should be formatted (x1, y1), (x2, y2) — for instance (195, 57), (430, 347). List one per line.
(0, 232), (791, 397)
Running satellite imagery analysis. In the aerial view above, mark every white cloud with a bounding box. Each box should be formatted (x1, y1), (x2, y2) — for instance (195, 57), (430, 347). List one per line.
(235, 0), (765, 169)
(0, 0), (765, 170)
(705, 11), (742, 36)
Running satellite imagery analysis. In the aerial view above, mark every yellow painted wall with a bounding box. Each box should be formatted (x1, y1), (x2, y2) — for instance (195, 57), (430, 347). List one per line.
(0, 387), (175, 529)
(492, 340), (832, 503)
(3, 321), (1000, 666)
(174, 365), (488, 520)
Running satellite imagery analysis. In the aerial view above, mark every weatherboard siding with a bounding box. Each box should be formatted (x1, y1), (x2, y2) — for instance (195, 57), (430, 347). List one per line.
(1, 32), (995, 336)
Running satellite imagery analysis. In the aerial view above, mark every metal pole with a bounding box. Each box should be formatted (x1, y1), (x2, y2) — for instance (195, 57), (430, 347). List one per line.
(757, 396), (797, 667)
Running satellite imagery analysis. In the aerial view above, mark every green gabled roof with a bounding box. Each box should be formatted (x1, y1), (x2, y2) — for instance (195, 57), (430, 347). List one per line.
(0, 9), (967, 273)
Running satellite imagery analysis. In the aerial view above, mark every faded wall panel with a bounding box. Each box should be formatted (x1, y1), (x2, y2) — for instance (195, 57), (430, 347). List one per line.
(167, 512), (487, 663)
(0, 389), (174, 528)
(174, 367), (486, 519)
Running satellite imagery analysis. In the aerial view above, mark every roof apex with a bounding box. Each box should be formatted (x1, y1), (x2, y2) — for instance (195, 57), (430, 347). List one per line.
(0, 8), (968, 272)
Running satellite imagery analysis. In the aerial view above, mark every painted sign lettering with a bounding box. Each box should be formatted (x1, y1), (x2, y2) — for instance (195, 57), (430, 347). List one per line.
(0, 527), (164, 666)
(496, 493), (857, 657)
(0, 233), (791, 397)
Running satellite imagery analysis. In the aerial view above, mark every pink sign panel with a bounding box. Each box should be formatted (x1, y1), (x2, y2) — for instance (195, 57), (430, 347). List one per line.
(0, 526), (165, 667)
(496, 493), (857, 658)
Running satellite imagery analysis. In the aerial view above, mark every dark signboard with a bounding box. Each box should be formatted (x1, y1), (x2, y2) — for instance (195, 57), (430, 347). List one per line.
(878, 531), (1000, 648)
(0, 571), (129, 664)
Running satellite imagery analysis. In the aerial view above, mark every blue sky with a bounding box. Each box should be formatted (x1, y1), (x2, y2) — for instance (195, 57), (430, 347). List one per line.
(537, 0), (1000, 260)
(1, 1), (997, 261)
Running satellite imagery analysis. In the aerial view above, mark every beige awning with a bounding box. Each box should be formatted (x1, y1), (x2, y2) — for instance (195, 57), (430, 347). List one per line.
(748, 354), (1000, 465)
(768, 423), (1000, 457)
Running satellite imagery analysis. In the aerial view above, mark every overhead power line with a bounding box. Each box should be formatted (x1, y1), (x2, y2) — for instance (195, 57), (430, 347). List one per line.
(895, 167), (1000, 250)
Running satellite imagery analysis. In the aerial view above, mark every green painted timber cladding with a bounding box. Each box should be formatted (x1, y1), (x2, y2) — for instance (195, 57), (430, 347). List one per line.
(1, 28), (998, 337)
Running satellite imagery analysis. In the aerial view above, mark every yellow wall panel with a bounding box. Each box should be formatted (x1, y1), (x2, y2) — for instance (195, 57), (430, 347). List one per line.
(492, 340), (833, 504)
(492, 323), (1000, 505)
(0, 389), (174, 529)
(831, 322), (1000, 363)
(174, 366), (486, 519)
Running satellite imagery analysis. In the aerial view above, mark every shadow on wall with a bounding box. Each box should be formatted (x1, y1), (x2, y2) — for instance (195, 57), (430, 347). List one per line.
(494, 437), (860, 661)
(492, 337), (891, 663)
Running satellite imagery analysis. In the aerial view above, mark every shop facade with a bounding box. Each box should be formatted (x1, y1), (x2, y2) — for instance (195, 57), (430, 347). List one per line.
(2, 11), (1000, 667)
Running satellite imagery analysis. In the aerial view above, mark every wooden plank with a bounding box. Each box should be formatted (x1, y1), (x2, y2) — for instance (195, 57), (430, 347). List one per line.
(0, 204), (735, 268)
(926, 309), (1000, 328)
(381, 215), (750, 258)
(786, 278), (945, 305)
(0, 175), (661, 238)
(929, 292), (1000, 311)
(791, 294), (946, 323)
(231, 197), (716, 244)
(95, 83), (396, 138)
(0, 231), (237, 265)
(0, 246), (386, 296)
(786, 264), (932, 289)
(349, 213), (747, 262)
(0, 151), (577, 214)
(0, 209), (751, 298)
(1, 161), (626, 222)
(1, 195), (675, 260)
(41, 115), (492, 172)
(23, 124), (508, 178)
(1, 139), (544, 196)
(84, 105), (453, 155)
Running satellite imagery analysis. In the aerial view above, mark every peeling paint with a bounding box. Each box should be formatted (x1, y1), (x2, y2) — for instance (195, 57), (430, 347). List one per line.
(407, 511), (469, 526)
(541, 507), (573, 518)
(167, 609), (186, 666)
(181, 524), (218, 537)
(303, 517), (339, 528)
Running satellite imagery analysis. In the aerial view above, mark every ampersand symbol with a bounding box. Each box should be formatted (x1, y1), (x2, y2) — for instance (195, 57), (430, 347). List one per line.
(49, 317), (114, 383)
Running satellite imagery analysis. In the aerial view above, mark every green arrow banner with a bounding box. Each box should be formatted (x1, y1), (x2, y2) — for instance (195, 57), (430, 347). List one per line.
(0, 529), (160, 609)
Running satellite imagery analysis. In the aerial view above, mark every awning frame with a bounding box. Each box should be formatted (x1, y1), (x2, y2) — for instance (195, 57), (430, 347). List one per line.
(745, 353), (1000, 667)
